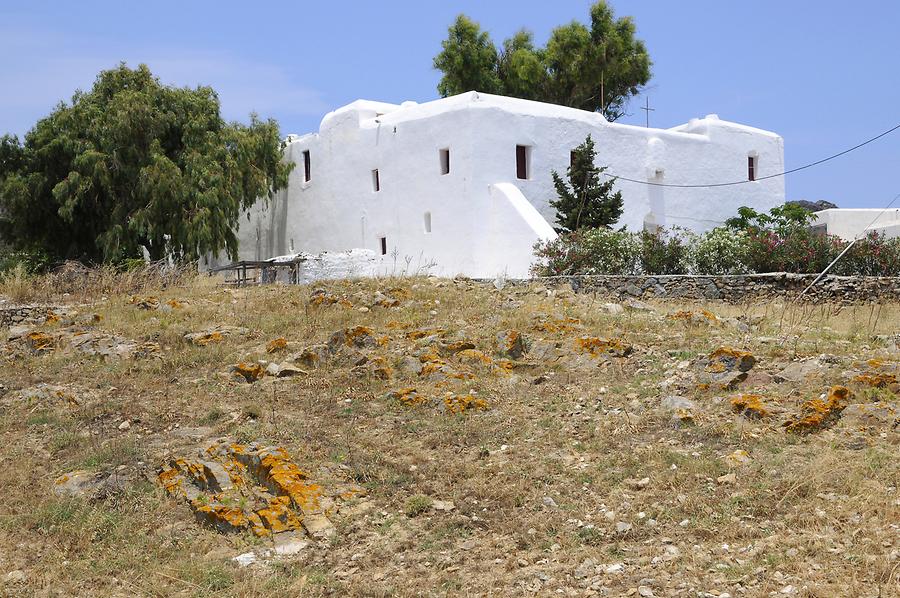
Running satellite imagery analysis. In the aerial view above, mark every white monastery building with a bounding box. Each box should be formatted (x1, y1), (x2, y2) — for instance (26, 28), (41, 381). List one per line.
(810, 208), (900, 241)
(231, 91), (785, 278)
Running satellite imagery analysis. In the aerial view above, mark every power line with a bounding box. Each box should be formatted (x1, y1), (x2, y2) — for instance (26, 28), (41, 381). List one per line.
(796, 190), (900, 299)
(602, 121), (900, 188)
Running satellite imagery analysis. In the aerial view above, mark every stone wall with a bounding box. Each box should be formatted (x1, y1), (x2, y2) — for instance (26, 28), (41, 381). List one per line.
(526, 273), (900, 303)
(0, 305), (54, 328)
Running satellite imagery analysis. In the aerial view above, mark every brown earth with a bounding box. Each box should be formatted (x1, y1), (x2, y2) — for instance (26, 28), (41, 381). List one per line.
(0, 274), (897, 597)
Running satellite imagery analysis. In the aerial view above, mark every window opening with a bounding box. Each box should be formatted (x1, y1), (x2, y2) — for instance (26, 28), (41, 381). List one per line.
(516, 145), (530, 180)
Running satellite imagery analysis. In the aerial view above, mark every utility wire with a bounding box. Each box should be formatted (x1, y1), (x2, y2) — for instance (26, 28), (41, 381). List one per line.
(602, 121), (900, 188)
(796, 190), (900, 299)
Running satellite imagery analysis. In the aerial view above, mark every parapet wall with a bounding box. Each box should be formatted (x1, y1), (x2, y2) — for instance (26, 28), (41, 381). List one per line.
(530, 273), (900, 303)
(0, 304), (56, 328)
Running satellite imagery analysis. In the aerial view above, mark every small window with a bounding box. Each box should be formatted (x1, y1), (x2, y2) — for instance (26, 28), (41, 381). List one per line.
(423, 212), (432, 234)
(372, 169), (380, 192)
(439, 148), (450, 175)
(748, 155), (757, 181)
(570, 150), (577, 168)
(379, 236), (387, 255)
(516, 145), (530, 180)
(302, 150), (311, 182)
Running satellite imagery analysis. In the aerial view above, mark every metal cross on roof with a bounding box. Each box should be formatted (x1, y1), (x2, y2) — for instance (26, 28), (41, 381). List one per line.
(641, 96), (655, 128)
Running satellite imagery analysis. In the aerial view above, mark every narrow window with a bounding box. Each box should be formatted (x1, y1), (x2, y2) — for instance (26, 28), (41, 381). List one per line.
(379, 236), (387, 255)
(748, 155), (756, 181)
(303, 150), (311, 182)
(570, 150), (577, 168)
(439, 148), (450, 175)
(423, 212), (432, 234)
(372, 169), (380, 192)
(516, 145), (530, 180)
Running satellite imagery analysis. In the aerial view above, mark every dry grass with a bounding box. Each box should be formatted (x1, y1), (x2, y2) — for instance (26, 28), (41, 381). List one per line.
(0, 272), (897, 597)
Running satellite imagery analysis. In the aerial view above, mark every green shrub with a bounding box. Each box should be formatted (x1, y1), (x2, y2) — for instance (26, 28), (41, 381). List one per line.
(532, 228), (639, 276)
(0, 247), (53, 274)
(404, 494), (433, 517)
(832, 231), (900, 276)
(690, 228), (752, 274)
(530, 216), (900, 277)
(743, 228), (842, 274)
(639, 228), (691, 274)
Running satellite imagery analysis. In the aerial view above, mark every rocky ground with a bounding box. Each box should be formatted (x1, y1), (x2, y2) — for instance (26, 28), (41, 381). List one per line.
(0, 275), (897, 597)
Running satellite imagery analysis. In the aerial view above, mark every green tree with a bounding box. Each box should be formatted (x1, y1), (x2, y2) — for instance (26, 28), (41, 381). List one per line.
(725, 204), (813, 236)
(433, 15), (503, 98)
(434, 2), (652, 121)
(550, 135), (623, 232)
(0, 63), (292, 264)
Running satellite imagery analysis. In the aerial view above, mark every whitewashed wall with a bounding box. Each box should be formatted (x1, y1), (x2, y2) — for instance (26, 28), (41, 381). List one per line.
(811, 208), (900, 240)
(231, 92), (785, 278)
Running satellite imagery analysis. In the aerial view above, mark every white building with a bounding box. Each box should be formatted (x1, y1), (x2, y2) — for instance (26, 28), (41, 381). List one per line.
(810, 208), (900, 241)
(228, 91), (784, 278)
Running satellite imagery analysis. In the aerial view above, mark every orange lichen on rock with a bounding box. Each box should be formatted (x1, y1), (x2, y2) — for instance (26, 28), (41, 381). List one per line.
(496, 330), (527, 359)
(574, 336), (632, 358)
(309, 289), (353, 308)
(443, 393), (490, 414)
(708, 347), (756, 372)
(731, 394), (770, 419)
(784, 385), (852, 433)
(852, 372), (897, 388)
(389, 387), (427, 407)
(266, 337), (288, 353)
(192, 502), (253, 534)
(367, 356), (394, 380)
(406, 328), (446, 341)
(387, 287), (411, 300)
(233, 362), (265, 383)
(443, 340), (476, 354)
(158, 442), (352, 538)
(254, 448), (323, 513)
(418, 347), (444, 364)
(193, 331), (223, 346)
(534, 317), (581, 334)
(25, 331), (55, 352)
(128, 295), (160, 310)
(456, 349), (494, 366)
(254, 495), (303, 535)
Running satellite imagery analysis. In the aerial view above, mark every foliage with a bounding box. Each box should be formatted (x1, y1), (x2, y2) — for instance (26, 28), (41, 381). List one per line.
(433, 2), (652, 121)
(533, 215), (900, 277)
(531, 227), (639, 276)
(0, 63), (293, 265)
(433, 15), (503, 98)
(550, 135), (623, 232)
(744, 229), (842, 274)
(690, 228), (752, 275)
(832, 231), (900, 276)
(0, 247), (53, 275)
(725, 204), (813, 236)
(639, 228), (690, 275)
(729, 204), (841, 274)
(404, 494), (433, 518)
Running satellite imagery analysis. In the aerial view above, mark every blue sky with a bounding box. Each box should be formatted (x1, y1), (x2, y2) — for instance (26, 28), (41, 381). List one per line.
(2, 1), (897, 208)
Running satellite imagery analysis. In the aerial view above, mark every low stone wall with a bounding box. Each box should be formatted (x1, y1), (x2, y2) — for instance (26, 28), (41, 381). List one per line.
(0, 304), (54, 328)
(529, 273), (900, 303)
